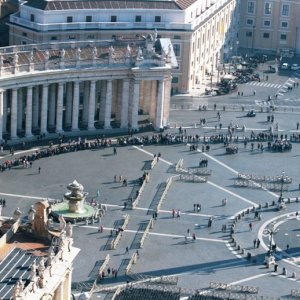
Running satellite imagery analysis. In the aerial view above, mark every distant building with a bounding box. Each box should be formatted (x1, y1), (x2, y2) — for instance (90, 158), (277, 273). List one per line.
(238, 0), (300, 56)
(8, 0), (238, 94)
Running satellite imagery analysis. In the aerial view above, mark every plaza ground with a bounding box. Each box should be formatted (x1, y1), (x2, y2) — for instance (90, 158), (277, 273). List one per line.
(1, 106), (300, 298)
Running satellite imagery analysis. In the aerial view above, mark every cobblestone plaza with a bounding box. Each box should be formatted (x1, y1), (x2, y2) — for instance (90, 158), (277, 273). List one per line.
(1, 107), (300, 298)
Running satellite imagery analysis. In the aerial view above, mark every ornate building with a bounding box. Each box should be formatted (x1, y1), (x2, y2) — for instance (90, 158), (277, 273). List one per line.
(0, 36), (176, 142)
(8, 0), (238, 94)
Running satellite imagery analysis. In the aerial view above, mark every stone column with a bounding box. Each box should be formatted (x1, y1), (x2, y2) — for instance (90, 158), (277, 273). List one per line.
(65, 82), (73, 128)
(0, 90), (3, 141)
(72, 81), (80, 131)
(63, 271), (72, 300)
(163, 77), (172, 127)
(88, 80), (96, 130)
(3, 91), (7, 134)
(53, 282), (64, 300)
(25, 86), (33, 137)
(40, 84), (49, 134)
(149, 80), (157, 124)
(121, 79), (130, 128)
(48, 84), (56, 129)
(104, 79), (112, 129)
(17, 88), (23, 132)
(98, 81), (106, 124)
(82, 81), (89, 126)
(155, 79), (164, 130)
(143, 80), (152, 114)
(130, 79), (140, 130)
(56, 82), (64, 133)
(10, 88), (18, 139)
(32, 86), (40, 130)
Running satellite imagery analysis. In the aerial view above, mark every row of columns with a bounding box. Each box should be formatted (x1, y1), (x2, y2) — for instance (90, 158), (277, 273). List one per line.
(0, 77), (169, 141)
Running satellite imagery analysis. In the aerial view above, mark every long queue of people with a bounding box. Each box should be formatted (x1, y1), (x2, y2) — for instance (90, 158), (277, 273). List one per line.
(0, 128), (298, 172)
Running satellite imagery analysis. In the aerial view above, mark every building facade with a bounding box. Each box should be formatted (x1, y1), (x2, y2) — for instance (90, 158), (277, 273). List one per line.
(8, 0), (237, 94)
(0, 37), (176, 142)
(238, 0), (300, 56)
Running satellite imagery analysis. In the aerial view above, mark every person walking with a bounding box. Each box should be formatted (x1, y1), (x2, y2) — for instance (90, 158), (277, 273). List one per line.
(253, 239), (257, 248)
(38, 166), (41, 174)
(257, 239), (260, 248)
(249, 222), (253, 231)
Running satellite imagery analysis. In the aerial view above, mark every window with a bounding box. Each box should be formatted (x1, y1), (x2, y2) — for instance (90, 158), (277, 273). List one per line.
(135, 15), (141, 22)
(246, 19), (253, 25)
(22, 41), (27, 45)
(263, 32), (270, 38)
(280, 34), (287, 40)
(69, 35), (76, 39)
(246, 31), (252, 37)
(282, 4), (289, 16)
(155, 16), (161, 23)
(264, 3), (272, 15)
(111, 16), (117, 22)
(67, 16), (73, 23)
(173, 44), (181, 56)
(87, 34), (95, 39)
(22, 32), (27, 37)
(30, 14), (35, 22)
(50, 36), (57, 40)
(172, 77), (179, 83)
(281, 22), (288, 28)
(263, 20), (271, 27)
(174, 35), (181, 39)
(247, 1), (255, 14)
(86, 16), (92, 22)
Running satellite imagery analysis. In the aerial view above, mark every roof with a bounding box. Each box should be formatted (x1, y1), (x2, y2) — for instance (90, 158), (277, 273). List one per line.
(23, 0), (186, 11)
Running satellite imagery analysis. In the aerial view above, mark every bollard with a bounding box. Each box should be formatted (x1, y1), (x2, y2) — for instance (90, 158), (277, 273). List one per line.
(252, 206), (256, 213)
(296, 197), (299, 203)
(241, 211), (245, 217)
(292, 272), (296, 278)
(237, 245), (240, 251)
(246, 208), (250, 214)
(272, 200), (275, 206)
(288, 198), (291, 203)
(258, 204), (262, 209)
(265, 202), (269, 208)
(247, 252), (251, 260)
(241, 249), (245, 255)
(283, 267), (287, 276)
(85, 218), (89, 226)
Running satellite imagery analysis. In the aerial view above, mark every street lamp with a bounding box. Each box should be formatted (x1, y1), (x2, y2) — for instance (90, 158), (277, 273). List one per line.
(210, 63), (213, 89)
(236, 40), (239, 56)
(279, 170), (285, 203)
(264, 223), (277, 267)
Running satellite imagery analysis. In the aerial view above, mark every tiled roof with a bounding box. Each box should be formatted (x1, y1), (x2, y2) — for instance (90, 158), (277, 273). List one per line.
(24, 0), (183, 11)
(175, 0), (197, 10)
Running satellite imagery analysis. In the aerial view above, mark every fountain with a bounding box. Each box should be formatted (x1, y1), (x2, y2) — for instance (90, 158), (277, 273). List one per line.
(51, 180), (96, 222)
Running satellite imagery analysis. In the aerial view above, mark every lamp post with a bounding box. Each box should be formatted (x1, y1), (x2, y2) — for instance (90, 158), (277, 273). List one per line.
(279, 170), (285, 203)
(236, 40), (239, 56)
(251, 25), (256, 53)
(210, 63), (213, 89)
(264, 223), (277, 267)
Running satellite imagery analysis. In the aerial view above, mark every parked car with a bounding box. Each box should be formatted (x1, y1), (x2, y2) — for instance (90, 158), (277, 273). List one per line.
(291, 64), (300, 70)
(246, 110), (256, 117)
(281, 63), (290, 70)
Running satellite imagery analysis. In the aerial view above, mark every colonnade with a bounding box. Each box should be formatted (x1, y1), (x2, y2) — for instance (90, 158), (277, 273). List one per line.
(0, 77), (170, 141)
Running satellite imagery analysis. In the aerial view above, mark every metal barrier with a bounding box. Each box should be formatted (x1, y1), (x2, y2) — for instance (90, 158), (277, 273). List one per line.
(238, 173), (292, 184)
